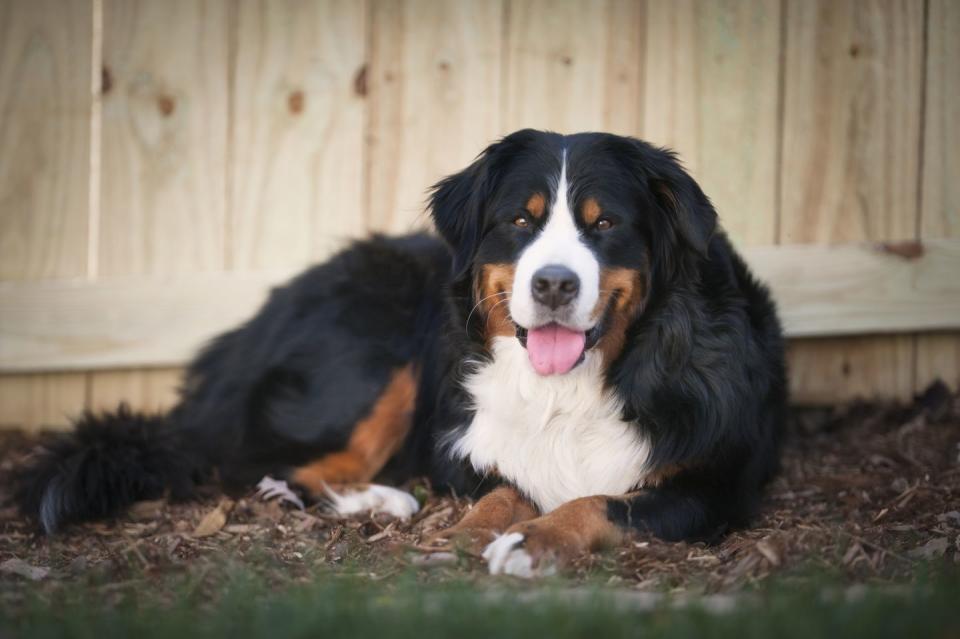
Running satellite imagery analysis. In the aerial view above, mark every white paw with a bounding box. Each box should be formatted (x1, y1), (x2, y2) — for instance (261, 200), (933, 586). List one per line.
(481, 532), (557, 578)
(325, 484), (419, 520)
(256, 476), (305, 510)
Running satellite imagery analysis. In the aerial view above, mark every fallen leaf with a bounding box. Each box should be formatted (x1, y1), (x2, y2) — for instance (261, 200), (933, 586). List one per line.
(908, 537), (949, 560)
(756, 538), (782, 567)
(193, 499), (234, 537)
(1, 558), (49, 581)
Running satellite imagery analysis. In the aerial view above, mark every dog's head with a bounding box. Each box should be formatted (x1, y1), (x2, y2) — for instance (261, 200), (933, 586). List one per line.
(430, 129), (717, 375)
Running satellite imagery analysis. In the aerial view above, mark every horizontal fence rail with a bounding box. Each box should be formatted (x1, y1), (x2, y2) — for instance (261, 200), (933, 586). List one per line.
(2, 238), (958, 373)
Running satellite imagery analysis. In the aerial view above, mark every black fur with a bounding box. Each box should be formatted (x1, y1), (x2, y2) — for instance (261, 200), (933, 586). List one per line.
(14, 406), (199, 534)
(17, 130), (785, 546)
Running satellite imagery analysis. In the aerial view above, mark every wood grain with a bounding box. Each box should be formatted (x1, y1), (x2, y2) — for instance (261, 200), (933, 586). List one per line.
(0, 0), (92, 281)
(642, 0), (781, 246)
(0, 270), (295, 371)
(97, 0), (228, 277)
(780, 0), (925, 401)
(502, 0), (643, 135)
(0, 0), (93, 429)
(0, 372), (87, 432)
(3, 241), (958, 373)
(88, 367), (182, 414)
(90, 0), (229, 413)
(229, 0), (367, 269)
(915, 0), (960, 392)
(366, 0), (504, 234)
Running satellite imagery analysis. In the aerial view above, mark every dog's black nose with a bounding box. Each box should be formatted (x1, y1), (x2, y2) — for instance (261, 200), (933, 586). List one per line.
(531, 265), (580, 309)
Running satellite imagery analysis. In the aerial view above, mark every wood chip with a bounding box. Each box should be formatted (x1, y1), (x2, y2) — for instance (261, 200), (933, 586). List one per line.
(755, 538), (781, 567)
(1, 558), (49, 581)
(907, 537), (950, 559)
(193, 498), (234, 537)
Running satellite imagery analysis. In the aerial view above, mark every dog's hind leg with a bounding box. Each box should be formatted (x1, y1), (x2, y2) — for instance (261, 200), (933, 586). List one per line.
(259, 364), (421, 519)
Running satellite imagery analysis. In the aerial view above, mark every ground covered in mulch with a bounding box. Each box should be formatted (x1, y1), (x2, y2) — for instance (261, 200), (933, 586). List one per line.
(1, 384), (958, 611)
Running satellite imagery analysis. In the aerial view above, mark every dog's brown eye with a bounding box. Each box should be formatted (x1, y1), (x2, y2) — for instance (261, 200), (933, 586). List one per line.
(513, 215), (530, 228)
(596, 217), (614, 231)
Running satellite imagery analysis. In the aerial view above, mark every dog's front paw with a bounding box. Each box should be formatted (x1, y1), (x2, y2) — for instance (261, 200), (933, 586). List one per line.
(481, 529), (563, 578)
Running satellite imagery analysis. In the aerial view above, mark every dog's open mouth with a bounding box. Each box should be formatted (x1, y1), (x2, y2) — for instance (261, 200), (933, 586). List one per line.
(515, 297), (613, 376)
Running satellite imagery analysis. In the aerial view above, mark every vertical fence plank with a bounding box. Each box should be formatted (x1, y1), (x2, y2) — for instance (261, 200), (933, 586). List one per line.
(230, 0), (367, 269)
(0, 0), (92, 281)
(780, 0), (924, 403)
(97, 0), (228, 277)
(915, 0), (960, 392)
(88, 367), (181, 414)
(0, 373), (88, 431)
(0, 0), (93, 430)
(502, 0), (643, 135)
(642, 0), (781, 247)
(90, 0), (229, 413)
(366, 0), (504, 233)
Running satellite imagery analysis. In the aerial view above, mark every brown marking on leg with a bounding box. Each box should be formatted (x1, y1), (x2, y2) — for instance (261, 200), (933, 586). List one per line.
(593, 266), (648, 366)
(475, 263), (517, 344)
(503, 496), (624, 568)
(428, 485), (538, 552)
(525, 192), (546, 219)
(580, 197), (602, 226)
(291, 365), (416, 495)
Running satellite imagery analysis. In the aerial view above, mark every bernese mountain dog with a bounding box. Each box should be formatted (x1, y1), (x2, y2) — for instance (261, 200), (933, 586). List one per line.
(16, 130), (786, 577)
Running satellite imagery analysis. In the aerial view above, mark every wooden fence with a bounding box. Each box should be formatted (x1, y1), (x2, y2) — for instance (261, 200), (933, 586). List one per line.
(1, 0), (958, 430)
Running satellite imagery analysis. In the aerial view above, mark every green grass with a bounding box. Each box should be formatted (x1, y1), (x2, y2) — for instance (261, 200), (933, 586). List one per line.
(4, 564), (960, 639)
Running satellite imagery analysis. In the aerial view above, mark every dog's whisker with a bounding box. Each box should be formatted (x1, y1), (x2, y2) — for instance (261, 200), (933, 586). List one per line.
(465, 291), (509, 333)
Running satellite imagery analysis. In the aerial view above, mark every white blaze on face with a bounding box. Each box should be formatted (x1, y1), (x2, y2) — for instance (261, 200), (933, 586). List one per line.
(509, 152), (600, 330)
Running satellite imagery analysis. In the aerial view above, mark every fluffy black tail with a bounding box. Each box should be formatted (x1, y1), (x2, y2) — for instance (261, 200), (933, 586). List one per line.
(15, 405), (204, 534)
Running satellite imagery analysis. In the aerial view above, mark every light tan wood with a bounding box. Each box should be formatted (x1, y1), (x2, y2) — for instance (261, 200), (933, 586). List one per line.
(88, 367), (182, 414)
(780, 0), (925, 401)
(754, 240), (960, 337)
(0, 0), (94, 430)
(97, 0), (228, 277)
(3, 240), (959, 373)
(230, 0), (367, 269)
(90, 0), (229, 412)
(915, 0), (960, 393)
(786, 336), (915, 405)
(0, 372), (88, 431)
(642, 0), (781, 247)
(780, 0), (923, 244)
(366, 0), (504, 234)
(0, 269), (293, 372)
(502, 0), (643, 135)
(0, 0), (92, 281)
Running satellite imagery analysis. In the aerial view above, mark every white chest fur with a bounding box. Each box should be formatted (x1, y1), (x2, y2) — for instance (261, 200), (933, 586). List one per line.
(450, 337), (651, 513)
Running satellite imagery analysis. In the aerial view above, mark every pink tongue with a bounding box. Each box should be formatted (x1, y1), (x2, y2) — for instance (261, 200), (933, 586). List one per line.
(526, 324), (587, 376)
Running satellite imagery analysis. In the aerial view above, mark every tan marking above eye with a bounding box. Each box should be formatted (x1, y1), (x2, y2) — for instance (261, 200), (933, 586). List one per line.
(581, 197), (602, 226)
(525, 193), (546, 219)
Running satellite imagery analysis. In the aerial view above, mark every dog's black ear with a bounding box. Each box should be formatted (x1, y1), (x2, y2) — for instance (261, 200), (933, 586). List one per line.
(624, 141), (717, 259)
(649, 158), (718, 258)
(428, 158), (488, 280)
(429, 130), (542, 278)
